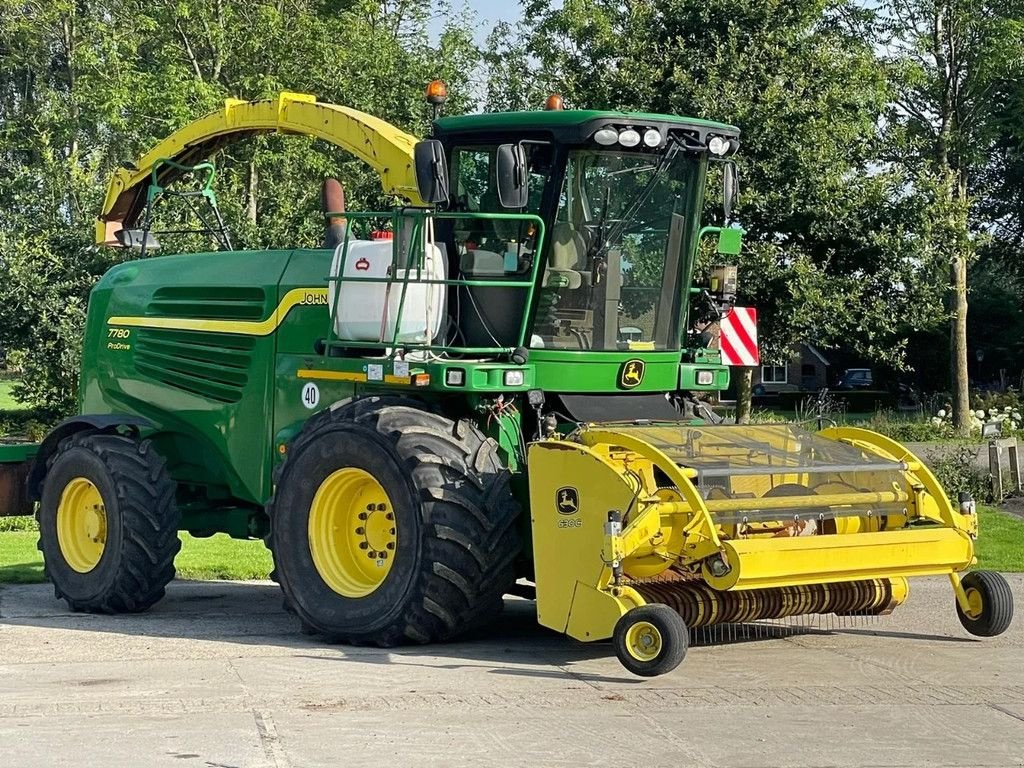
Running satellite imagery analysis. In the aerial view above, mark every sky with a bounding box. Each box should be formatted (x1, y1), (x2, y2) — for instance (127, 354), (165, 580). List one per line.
(437, 0), (523, 43)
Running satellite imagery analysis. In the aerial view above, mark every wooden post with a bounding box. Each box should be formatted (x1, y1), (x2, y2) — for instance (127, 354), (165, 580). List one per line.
(989, 440), (1003, 501)
(1009, 439), (1022, 494)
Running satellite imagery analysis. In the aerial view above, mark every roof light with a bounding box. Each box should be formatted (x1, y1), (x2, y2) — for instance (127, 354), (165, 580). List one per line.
(643, 128), (662, 148)
(708, 136), (728, 156)
(594, 128), (618, 145)
(425, 79), (448, 105)
(618, 129), (641, 147)
(544, 94), (565, 111)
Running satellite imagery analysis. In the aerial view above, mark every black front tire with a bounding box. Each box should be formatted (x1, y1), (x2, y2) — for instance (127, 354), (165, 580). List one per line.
(38, 432), (180, 613)
(267, 397), (520, 645)
(956, 570), (1014, 637)
(613, 604), (689, 677)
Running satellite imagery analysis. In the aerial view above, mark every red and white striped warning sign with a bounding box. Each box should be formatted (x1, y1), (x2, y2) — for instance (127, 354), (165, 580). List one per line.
(719, 307), (760, 366)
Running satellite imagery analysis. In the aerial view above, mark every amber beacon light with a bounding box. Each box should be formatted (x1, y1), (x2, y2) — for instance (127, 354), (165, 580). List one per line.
(426, 79), (448, 105)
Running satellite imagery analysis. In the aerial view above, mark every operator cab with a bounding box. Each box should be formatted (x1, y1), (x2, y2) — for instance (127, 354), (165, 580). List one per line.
(427, 106), (741, 355)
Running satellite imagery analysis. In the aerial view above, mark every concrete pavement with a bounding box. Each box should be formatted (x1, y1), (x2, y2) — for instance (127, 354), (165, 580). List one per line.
(1, 575), (1022, 767)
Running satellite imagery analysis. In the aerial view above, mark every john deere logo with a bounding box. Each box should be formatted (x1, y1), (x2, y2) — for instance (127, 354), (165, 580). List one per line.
(619, 359), (645, 389)
(556, 487), (579, 515)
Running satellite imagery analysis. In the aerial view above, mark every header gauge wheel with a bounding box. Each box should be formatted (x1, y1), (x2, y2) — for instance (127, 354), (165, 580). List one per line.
(956, 570), (1014, 638)
(613, 604), (688, 677)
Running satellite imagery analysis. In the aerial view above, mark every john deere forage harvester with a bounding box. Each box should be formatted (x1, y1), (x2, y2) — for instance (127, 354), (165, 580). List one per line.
(0, 86), (1010, 676)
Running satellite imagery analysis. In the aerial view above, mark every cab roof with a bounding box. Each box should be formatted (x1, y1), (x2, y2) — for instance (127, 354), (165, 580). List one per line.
(433, 110), (740, 144)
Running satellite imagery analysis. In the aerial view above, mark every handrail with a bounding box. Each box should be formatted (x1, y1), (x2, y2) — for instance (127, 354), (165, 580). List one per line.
(324, 210), (546, 358)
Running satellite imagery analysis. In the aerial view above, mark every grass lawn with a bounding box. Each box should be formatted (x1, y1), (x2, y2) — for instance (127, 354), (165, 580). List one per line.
(1, 505), (1022, 586)
(0, 517), (272, 584)
(975, 505), (1024, 571)
(0, 379), (26, 411)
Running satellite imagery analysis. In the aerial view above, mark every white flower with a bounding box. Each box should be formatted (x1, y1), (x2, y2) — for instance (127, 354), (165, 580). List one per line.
(988, 408), (998, 416)
(976, 410), (986, 418)
(1013, 412), (1021, 421)
(937, 409), (947, 418)
(1005, 406), (1013, 412)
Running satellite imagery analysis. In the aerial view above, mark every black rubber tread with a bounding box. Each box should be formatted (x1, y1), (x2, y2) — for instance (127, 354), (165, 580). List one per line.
(956, 570), (1014, 637)
(37, 432), (180, 613)
(613, 604), (689, 677)
(267, 395), (521, 645)
(265, 395), (434, 598)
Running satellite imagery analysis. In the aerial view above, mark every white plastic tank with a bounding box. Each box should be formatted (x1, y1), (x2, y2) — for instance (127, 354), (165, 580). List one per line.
(328, 239), (447, 344)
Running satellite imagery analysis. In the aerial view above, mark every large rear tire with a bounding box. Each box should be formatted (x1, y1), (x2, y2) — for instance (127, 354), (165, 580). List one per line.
(267, 397), (520, 645)
(37, 432), (180, 613)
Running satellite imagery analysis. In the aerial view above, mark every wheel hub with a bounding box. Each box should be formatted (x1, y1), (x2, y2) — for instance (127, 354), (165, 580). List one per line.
(625, 621), (663, 662)
(308, 467), (397, 598)
(964, 586), (984, 619)
(56, 477), (107, 573)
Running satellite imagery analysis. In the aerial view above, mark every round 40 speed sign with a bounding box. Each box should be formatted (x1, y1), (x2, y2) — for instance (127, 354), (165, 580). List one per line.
(301, 382), (320, 409)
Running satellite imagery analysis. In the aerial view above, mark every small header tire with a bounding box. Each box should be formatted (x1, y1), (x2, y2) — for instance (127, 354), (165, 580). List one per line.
(613, 604), (688, 677)
(956, 570), (1014, 637)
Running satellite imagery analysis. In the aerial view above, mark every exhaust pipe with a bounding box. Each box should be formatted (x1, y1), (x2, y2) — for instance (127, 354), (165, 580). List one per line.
(321, 178), (346, 249)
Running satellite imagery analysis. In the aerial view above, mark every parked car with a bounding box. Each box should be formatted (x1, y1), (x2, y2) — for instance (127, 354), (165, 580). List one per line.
(837, 368), (874, 390)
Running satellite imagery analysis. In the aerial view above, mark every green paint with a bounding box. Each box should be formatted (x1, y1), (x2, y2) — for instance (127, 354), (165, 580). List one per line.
(434, 109), (738, 134)
(717, 228), (743, 255)
(0, 441), (38, 464)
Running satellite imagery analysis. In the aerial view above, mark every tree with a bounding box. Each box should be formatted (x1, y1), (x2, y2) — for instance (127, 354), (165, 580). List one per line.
(880, 0), (1024, 431)
(0, 0), (480, 413)
(498, 0), (949, 418)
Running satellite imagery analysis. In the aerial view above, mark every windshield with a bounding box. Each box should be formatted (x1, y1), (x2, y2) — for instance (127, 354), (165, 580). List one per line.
(533, 149), (698, 351)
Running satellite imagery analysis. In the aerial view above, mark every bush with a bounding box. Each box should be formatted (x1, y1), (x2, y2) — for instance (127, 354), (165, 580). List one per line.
(924, 443), (992, 504)
(0, 515), (37, 532)
(0, 408), (57, 441)
(857, 411), (955, 442)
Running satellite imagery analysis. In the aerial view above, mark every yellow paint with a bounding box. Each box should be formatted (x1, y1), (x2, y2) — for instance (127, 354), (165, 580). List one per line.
(97, 92), (423, 244)
(527, 441), (644, 635)
(297, 369), (367, 383)
(526, 423), (977, 645)
(56, 477), (107, 573)
(108, 287), (327, 336)
(624, 620), (662, 661)
(308, 467), (396, 598)
(295, 368), (414, 386)
(565, 583), (644, 642)
(704, 527), (975, 591)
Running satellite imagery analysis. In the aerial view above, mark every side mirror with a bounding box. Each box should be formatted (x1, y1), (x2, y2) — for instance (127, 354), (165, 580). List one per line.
(115, 228), (161, 252)
(723, 161), (738, 223)
(414, 140), (450, 205)
(496, 143), (528, 209)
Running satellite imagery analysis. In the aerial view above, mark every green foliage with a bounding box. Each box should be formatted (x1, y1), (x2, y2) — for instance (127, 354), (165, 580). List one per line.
(0, 515), (37, 533)
(0, 0), (480, 413)
(860, 412), (957, 442)
(506, 0), (950, 368)
(924, 442), (992, 504)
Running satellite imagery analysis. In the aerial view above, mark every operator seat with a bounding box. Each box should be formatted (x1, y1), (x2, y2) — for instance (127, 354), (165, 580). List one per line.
(544, 222), (586, 289)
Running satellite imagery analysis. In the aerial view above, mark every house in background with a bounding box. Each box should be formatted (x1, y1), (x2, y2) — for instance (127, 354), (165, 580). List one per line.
(753, 343), (830, 393)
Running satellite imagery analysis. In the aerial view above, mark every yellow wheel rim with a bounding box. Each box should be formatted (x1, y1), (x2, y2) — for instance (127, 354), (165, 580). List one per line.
(56, 477), (107, 573)
(625, 620), (663, 662)
(308, 467), (397, 598)
(964, 586), (984, 619)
